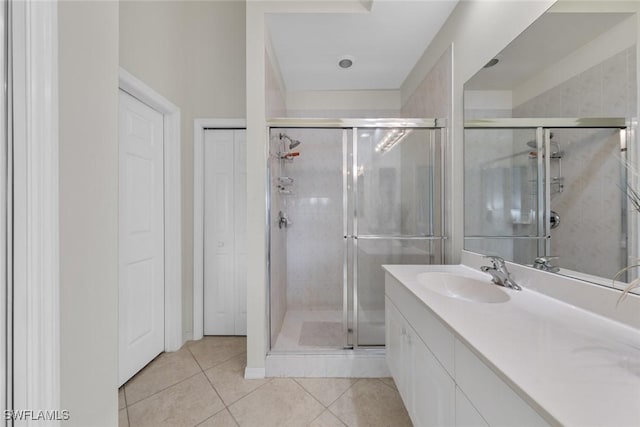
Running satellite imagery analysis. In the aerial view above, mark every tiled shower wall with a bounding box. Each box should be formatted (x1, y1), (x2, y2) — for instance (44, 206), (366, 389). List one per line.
(401, 46), (452, 118)
(400, 45), (451, 262)
(282, 129), (344, 310)
(513, 46), (637, 279)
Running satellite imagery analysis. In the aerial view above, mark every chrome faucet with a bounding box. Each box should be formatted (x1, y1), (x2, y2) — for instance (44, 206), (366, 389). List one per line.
(533, 256), (559, 273)
(480, 256), (522, 291)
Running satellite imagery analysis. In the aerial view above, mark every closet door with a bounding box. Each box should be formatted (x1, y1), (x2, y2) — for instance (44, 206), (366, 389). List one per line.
(204, 129), (246, 335)
(234, 130), (247, 335)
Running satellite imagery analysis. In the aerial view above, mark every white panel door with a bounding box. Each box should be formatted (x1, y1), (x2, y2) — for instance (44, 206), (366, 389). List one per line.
(204, 129), (246, 335)
(118, 90), (165, 386)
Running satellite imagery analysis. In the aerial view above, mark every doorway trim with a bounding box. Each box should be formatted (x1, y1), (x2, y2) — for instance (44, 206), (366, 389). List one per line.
(118, 68), (183, 351)
(11, 0), (60, 415)
(192, 118), (246, 340)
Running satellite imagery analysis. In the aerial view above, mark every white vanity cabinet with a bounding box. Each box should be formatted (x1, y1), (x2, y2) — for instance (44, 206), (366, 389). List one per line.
(386, 297), (455, 427)
(455, 387), (488, 427)
(385, 273), (551, 427)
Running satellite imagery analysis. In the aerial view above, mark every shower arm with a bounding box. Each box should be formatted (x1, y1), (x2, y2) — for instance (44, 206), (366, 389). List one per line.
(279, 133), (302, 150)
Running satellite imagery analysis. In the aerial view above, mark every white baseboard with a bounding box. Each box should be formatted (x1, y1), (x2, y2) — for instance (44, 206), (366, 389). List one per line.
(244, 367), (266, 379)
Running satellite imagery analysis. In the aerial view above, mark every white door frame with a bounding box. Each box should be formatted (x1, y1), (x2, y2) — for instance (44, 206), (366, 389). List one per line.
(119, 68), (183, 352)
(192, 119), (246, 340)
(12, 0), (60, 417)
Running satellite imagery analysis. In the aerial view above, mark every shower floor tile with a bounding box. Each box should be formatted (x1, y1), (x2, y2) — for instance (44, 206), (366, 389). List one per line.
(298, 321), (343, 347)
(272, 309), (386, 351)
(273, 310), (345, 351)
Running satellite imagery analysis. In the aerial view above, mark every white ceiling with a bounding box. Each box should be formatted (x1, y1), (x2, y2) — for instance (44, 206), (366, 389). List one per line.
(266, 1), (459, 91)
(465, 12), (632, 91)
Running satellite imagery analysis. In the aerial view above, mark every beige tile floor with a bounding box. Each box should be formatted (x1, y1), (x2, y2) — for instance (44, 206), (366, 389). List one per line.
(119, 336), (412, 427)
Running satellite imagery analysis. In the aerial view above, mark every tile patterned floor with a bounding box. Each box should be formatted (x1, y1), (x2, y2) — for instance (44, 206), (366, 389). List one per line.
(119, 336), (412, 427)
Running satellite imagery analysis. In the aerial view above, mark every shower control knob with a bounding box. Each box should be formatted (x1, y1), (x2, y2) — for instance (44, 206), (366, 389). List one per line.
(218, 241), (224, 247)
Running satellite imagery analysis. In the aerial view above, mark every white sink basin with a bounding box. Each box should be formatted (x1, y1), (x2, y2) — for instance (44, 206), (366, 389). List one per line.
(417, 272), (510, 303)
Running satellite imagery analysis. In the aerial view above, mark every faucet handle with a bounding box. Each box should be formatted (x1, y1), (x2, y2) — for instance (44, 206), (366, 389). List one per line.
(535, 256), (558, 263)
(483, 255), (506, 269)
(533, 256), (559, 272)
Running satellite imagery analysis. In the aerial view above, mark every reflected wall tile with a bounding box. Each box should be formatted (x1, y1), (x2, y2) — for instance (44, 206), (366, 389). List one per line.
(603, 50), (628, 117)
(627, 48), (637, 116)
(579, 65), (603, 116)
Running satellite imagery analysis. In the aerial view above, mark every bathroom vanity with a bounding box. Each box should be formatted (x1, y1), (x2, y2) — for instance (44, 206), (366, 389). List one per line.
(384, 262), (640, 427)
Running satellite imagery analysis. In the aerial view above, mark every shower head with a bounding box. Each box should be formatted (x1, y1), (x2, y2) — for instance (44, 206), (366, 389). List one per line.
(288, 139), (301, 149)
(279, 133), (302, 150)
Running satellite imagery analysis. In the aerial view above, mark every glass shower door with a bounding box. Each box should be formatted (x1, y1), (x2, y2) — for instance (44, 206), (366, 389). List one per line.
(463, 128), (542, 264)
(351, 128), (444, 347)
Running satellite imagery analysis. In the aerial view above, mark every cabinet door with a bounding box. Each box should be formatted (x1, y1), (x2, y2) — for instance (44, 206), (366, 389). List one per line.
(408, 328), (455, 427)
(456, 386), (488, 427)
(385, 297), (407, 398)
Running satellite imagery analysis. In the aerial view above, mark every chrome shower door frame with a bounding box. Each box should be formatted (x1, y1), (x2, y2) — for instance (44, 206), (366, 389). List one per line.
(267, 118), (447, 351)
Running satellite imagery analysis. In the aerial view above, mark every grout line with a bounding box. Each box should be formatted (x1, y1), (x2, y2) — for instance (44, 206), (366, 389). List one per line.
(208, 350), (247, 371)
(325, 378), (360, 410)
(187, 338), (247, 426)
(194, 407), (232, 427)
(187, 343), (246, 373)
(200, 361), (230, 409)
(226, 407), (242, 427)
(126, 370), (203, 408)
(125, 406), (130, 427)
(326, 405), (349, 427)
(376, 377), (398, 392)
(224, 375), (274, 409)
(306, 409), (332, 427)
(291, 378), (329, 409)
(217, 376), (274, 408)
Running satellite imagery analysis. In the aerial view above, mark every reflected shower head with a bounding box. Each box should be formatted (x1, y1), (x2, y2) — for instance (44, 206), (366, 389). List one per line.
(288, 139), (301, 149)
(279, 133), (302, 150)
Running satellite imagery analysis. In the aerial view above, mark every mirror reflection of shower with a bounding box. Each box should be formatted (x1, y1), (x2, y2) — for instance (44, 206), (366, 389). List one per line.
(525, 133), (564, 194)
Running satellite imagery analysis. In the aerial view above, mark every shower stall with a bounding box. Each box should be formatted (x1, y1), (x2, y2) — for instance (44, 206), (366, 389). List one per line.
(267, 118), (446, 352)
(464, 117), (635, 282)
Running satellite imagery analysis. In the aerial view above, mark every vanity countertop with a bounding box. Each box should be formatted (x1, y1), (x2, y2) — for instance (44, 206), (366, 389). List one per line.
(383, 264), (640, 427)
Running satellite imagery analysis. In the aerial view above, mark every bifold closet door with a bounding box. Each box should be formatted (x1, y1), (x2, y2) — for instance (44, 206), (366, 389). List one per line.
(204, 129), (247, 335)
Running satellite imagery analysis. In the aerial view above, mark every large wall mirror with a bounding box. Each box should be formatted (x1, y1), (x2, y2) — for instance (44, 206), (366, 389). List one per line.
(463, 1), (639, 291)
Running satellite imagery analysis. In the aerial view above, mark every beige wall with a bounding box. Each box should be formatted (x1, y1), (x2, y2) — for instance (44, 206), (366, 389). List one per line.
(266, 48), (286, 117)
(119, 1), (246, 338)
(59, 1), (119, 425)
